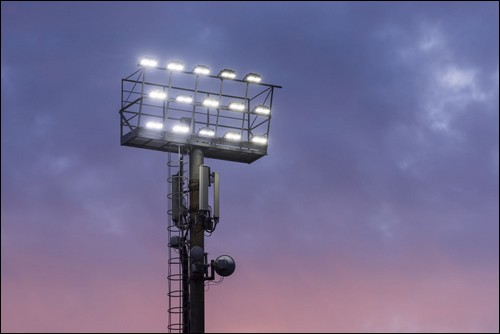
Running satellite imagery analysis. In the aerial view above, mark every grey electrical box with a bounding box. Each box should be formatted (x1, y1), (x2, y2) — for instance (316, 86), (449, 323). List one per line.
(169, 235), (181, 249)
(199, 165), (210, 211)
(171, 173), (184, 227)
(213, 172), (219, 220)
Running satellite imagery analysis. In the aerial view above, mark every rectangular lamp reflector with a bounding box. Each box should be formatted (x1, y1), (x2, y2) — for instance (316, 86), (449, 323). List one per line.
(173, 124), (190, 133)
(140, 58), (158, 67)
(167, 61), (184, 71)
(251, 136), (268, 145)
(228, 102), (245, 111)
(194, 65), (210, 75)
(176, 95), (193, 104)
(149, 91), (167, 100)
(198, 127), (215, 137)
(203, 98), (219, 108)
(224, 132), (241, 141)
(244, 73), (262, 83)
(254, 105), (270, 115)
(219, 69), (236, 79)
(146, 121), (163, 130)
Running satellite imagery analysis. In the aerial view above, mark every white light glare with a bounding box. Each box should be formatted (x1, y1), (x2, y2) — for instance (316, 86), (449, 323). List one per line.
(198, 127), (215, 137)
(173, 124), (190, 134)
(176, 95), (193, 104)
(224, 132), (241, 141)
(219, 69), (237, 79)
(254, 105), (270, 115)
(140, 58), (158, 67)
(251, 135), (268, 145)
(203, 98), (219, 108)
(244, 73), (262, 83)
(228, 102), (246, 111)
(167, 61), (185, 71)
(149, 90), (167, 100)
(146, 121), (164, 130)
(194, 65), (210, 75)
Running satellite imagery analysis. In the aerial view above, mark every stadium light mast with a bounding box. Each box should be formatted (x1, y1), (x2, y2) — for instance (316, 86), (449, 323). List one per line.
(119, 57), (281, 333)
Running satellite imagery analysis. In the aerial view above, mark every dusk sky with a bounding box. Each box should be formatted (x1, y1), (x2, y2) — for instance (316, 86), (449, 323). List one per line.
(1, 2), (499, 333)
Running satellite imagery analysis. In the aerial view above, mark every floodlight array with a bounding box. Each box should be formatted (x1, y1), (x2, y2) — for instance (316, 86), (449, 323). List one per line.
(139, 57), (266, 83)
(121, 57), (281, 162)
(148, 93), (270, 116)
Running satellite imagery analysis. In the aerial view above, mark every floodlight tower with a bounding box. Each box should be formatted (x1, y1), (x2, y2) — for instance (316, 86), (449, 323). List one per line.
(119, 57), (281, 333)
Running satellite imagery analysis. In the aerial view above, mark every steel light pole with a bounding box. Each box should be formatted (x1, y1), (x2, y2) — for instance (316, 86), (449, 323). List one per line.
(119, 57), (281, 333)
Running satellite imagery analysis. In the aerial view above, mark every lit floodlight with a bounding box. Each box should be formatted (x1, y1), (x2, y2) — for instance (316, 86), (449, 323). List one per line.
(198, 127), (215, 137)
(194, 65), (210, 75)
(173, 124), (190, 134)
(224, 132), (241, 141)
(244, 73), (262, 83)
(146, 121), (164, 130)
(167, 61), (185, 71)
(228, 102), (246, 111)
(251, 135), (267, 145)
(253, 105), (270, 115)
(218, 69), (237, 80)
(202, 98), (219, 108)
(149, 90), (167, 100)
(176, 95), (193, 104)
(139, 58), (158, 67)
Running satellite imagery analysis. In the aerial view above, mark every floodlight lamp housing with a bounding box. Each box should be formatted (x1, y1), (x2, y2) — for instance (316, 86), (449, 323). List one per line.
(167, 61), (184, 71)
(218, 69), (237, 79)
(149, 90), (167, 100)
(203, 98), (219, 108)
(176, 95), (193, 104)
(251, 135), (267, 145)
(173, 124), (190, 134)
(139, 58), (158, 67)
(194, 65), (210, 75)
(228, 102), (246, 111)
(198, 127), (215, 137)
(224, 132), (241, 141)
(146, 121), (164, 130)
(254, 105), (271, 115)
(244, 73), (262, 83)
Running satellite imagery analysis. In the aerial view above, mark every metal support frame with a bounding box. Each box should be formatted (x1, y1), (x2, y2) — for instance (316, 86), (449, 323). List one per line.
(119, 66), (281, 164)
